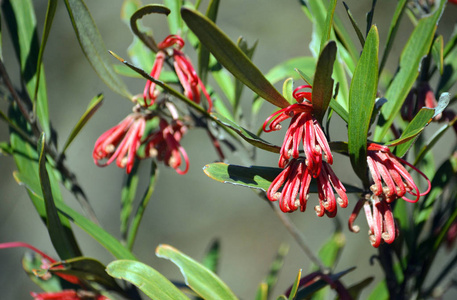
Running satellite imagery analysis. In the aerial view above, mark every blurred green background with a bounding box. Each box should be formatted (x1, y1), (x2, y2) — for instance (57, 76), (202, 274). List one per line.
(1, 0), (457, 299)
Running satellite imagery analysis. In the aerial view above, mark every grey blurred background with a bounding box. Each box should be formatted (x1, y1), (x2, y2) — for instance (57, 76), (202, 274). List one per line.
(1, 0), (456, 299)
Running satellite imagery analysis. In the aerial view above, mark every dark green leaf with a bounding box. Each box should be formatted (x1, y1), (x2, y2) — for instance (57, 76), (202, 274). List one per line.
(3, 0), (51, 137)
(49, 257), (123, 291)
(13, 171), (136, 260)
(211, 112), (280, 153)
(126, 161), (158, 250)
(62, 94), (103, 155)
(63, 0), (131, 98)
(295, 67), (314, 86)
(294, 268), (355, 299)
(343, 1), (365, 47)
(156, 244), (238, 300)
(374, 1), (445, 141)
(106, 260), (189, 300)
(235, 37), (258, 116)
(329, 98), (349, 123)
(438, 39), (457, 94)
(37, 133), (82, 259)
(202, 162), (362, 193)
(348, 26), (379, 184)
(181, 8), (290, 108)
(365, 0), (377, 36)
(432, 35), (444, 74)
(379, 0), (407, 75)
(312, 41), (336, 123)
(347, 277), (375, 300)
(201, 239), (220, 274)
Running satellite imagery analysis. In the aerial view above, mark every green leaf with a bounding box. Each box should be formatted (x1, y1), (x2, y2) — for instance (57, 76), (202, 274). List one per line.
(38, 133), (82, 259)
(3, 0), (51, 137)
(319, 0), (337, 53)
(106, 260), (189, 300)
(265, 57), (316, 85)
(318, 228), (345, 269)
(201, 239), (220, 274)
(181, 7), (290, 108)
(282, 78), (294, 104)
(22, 252), (62, 292)
(62, 94), (104, 155)
(343, 1), (365, 47)
(432, 35), (444, 74)
(347, 277), (375, 300)
(211, 112), (280, 153)
(367, 280), (389, 300)
(33, 0), (57, 103)
(63, 0), (131, 98)
(126, 161), (158, 250)
(255, 282), (268, 300)
(156, 244), (238, 300)
(163, 0), (182, 34)
(288, 269), (302, 300)
(374, 1), (445, 141)
(294, 268), (354, 299)
(198, 0), (220, 85)
(438, 37), (457, 94)
(379, 0), (407, 75)
(235, 37), (258, 116)
(121, 160), (140, 241)
(202, 162), (362, 193)
(312, 41), (336, 123)
(348, 25), (379, 184)
(49, 257), (122, 291)
(329, 98), (349, 123)
(14, 171), (136, 260)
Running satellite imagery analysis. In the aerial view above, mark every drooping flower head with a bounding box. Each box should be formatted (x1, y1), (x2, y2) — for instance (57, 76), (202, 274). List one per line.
(349, 194), (398, 248)
(143, 35), (213, 111)
(366, 143), (431, 203)
(93, 112), (146, 174)
(263, 85), (333, 175)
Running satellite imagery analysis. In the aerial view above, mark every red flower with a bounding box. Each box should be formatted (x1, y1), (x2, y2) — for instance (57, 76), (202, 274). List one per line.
(263, 85), (333, 175)
(367, 143), (431, 203)
(144, 118), (189, 175)
(349, 195), (398, 248)
(93, 113), (146, 174)
(314, 162), (348, 218)
(143, 35), (213, 111)
(31, 290), (109, 300)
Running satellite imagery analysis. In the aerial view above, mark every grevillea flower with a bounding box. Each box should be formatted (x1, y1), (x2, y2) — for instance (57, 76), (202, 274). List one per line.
(349, 195), (398, 248)
(314, 162), (348, 218)
(367, 143), (431, 203)
(263, 85), (333, 175)
(93, 113), (146, 174)
(143, 35), (213, 111)
(143, 118), (189, 175)
(31, 290), (109, 300)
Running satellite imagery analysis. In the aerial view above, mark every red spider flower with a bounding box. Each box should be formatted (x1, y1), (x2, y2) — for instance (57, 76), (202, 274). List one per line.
(367, 143), (431, 203)
(143, 35), (213, 111)
(349, 195), (398, 248)
(314, 162), (348, 218)
(144, 118), (189, 175)
(31, 290), (109, 300)
(267, 159), (347, 216)
(93, 113), (146, 174)
(263, 85), (333, 175)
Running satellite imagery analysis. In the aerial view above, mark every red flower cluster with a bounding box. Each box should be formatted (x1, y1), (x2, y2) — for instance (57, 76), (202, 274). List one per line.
(143, 35), (212, 111)
(264, 85), (347, 216)
(93, 34), (213, 174)
(349, 143), (431, 247)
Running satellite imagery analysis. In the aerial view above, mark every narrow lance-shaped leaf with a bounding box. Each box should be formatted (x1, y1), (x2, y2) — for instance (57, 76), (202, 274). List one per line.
(163, 0), (182, 34)
(126, 161), (158, 250)
(121, 160), (140, 241)
(264, 243), (289, 297)
(130, 5), (171, 53)
(156, 244), (238, 300)
(38, 133), (82, 259)
(235, 37), (258, 117)
(14, 171), (136, 260)
(432, 35), (444, 74)
(320, 0), (337, 53)
(288, 269), (302, 300)
(312, 41), (336, 123)
(198, 0), (220, 85)
(374, 1), (445, 141)
(348, 26), (379, 185)
(63, 0), (131, 98)
(343, 1), (365, 47)
(106, 260), (189, 300)
(201, 239), (220, 274)
(393, 92), (449, 157)
(62, 94), (104, 155)
(181, 7), (290, 108)
(379, 0), (408, 75)
(203, 162), (362, 193)
(3, 0), (51, 137)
